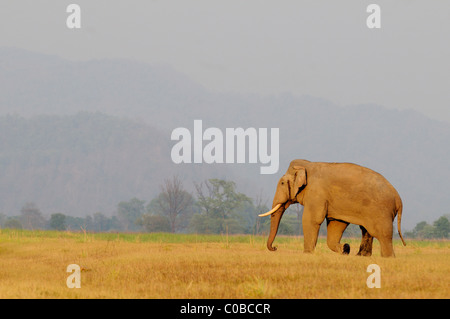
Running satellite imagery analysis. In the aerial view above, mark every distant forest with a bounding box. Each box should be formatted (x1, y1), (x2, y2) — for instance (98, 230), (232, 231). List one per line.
(1, 175), (448, 239)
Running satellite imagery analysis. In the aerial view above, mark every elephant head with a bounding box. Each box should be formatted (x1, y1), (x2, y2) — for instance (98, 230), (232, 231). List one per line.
(259, 165), (307, 251)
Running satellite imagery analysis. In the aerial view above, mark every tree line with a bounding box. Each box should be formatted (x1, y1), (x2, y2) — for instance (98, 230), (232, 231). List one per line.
(404, 216), (450, 239)
(1, 176), (449, 239)
(0, 177), (271, 235)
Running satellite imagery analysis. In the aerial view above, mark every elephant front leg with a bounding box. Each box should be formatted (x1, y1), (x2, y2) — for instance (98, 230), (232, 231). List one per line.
(326, 219), (350, 254)
(302, 205), (326, 253)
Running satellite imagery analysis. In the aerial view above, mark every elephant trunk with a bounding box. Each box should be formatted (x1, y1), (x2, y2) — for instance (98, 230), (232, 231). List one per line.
(266, 205), (286, 251)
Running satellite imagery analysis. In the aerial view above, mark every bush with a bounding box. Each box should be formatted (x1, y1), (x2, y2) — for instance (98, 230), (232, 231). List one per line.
(49, 213), (67, 230)
(137, 214), (171, 233)
(3, 218), (22, 229)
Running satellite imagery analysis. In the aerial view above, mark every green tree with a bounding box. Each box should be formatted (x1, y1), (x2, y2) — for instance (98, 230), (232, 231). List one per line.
(49, 213), (66, 230)
(117, 198), (146, 231)
(192, 179), (252, 234)
(20, 202), (46, 230)
(433, 216), (450, 238)
(411, 221), (435, 239)
(413, 221), (428, 235)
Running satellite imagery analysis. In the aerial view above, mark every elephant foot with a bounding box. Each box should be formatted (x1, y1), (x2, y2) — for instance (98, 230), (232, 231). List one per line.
(356, 247), (372, 257)
(356, 250), (372, 257)
(342, 243), (350, 255)
(356, 239), (373, 256)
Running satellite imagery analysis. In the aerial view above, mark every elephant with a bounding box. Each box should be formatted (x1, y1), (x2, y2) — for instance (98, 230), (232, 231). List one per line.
(259, 159), (406, 257)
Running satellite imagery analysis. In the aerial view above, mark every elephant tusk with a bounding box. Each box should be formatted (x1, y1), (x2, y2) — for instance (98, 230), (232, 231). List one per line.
(258, 203), (282, 217)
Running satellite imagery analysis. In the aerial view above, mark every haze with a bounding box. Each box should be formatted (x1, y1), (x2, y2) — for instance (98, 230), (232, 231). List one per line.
(0, 1), (449, 230)
(0, 0), (449, 122)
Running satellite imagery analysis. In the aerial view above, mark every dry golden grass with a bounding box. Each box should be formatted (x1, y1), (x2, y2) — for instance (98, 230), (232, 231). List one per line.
(0, 229), (448, 298)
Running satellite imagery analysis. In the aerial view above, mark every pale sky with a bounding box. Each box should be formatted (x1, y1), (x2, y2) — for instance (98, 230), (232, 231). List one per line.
(1, 0), (449, 122)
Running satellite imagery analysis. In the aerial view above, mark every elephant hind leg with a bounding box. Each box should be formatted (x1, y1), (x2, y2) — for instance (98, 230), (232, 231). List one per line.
(357, 226), (373, 257)
(372, 223), (396, 257)
(326, 219), (350, 254)
(366, 224), (395, 257)
(379, 235), (395, 257)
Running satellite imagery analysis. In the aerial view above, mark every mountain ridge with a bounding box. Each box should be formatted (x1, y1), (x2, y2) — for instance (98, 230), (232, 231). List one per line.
(0, 47), (448, 229)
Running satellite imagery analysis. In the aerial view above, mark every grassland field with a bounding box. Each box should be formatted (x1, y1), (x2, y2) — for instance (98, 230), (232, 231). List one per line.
(0, 229), (448, 298)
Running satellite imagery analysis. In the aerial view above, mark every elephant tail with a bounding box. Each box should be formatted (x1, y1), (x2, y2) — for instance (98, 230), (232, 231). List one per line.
(396, 199), (406, 246)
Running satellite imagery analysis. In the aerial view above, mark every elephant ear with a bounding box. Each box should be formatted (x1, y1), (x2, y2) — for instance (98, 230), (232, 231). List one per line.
(292, 166), (307, 197)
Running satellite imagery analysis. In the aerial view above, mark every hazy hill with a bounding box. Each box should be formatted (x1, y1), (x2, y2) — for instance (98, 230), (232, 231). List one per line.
(0, 47), (208, 126)
(0, 47), (449, 228)
(0, 112), (235, 218)
(0, 113), (169, 216)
